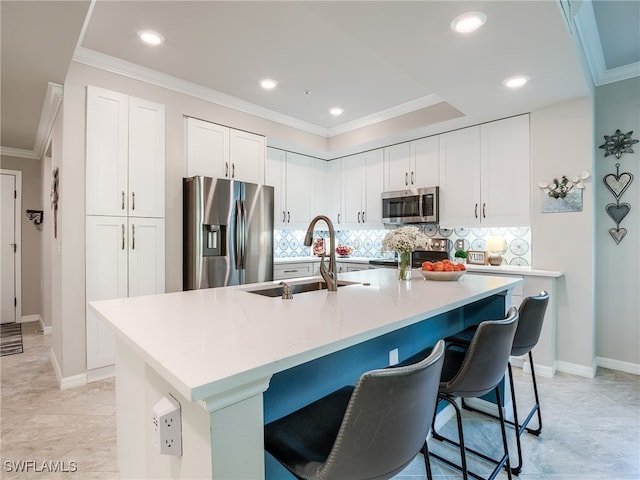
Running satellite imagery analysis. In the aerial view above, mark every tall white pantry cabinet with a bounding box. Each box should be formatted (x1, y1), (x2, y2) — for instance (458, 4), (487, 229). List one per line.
(85, 86), (166, 375)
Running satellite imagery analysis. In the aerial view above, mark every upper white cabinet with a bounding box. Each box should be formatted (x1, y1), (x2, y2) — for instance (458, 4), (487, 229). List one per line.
(439, 115), (530, 227)
(328, 159), (343, 227)
(342, 149), (384, 228)
(186, 117), (265, 185)
(266, 148), (327, 228)
(86, 86), (165, 218)
(383, 136), (439, 191)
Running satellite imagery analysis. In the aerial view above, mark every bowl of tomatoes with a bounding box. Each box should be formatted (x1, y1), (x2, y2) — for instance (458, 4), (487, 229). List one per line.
(421, 260), (466, 281)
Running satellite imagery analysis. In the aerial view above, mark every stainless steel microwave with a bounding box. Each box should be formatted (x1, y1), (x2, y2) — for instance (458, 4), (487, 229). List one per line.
(381, 186), (439, 224)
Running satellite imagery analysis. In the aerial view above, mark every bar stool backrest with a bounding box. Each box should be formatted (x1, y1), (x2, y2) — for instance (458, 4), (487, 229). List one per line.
(316, 340), (446, 480)
(511, 291), (549, 357)
(440, 307), (519, 399)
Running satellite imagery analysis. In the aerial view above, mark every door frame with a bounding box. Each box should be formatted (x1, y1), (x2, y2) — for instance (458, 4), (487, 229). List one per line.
(1, 169), (22, 323)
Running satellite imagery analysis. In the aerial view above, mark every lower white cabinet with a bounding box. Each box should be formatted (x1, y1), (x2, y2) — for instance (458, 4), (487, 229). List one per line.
(86, 216), (165, 371)
(337, 262), (370, 273)
(273, 262), (316, 280)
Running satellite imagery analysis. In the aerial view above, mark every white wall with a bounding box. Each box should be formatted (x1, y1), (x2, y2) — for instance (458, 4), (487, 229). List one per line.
(594, 77), (640, 372)
(530, 97), (596, 376)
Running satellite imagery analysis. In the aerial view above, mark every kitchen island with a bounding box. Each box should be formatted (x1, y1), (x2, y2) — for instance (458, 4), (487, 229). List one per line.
(89, 268), (522, 479)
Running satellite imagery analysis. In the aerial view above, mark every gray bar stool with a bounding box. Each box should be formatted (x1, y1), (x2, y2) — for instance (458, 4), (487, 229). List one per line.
(394, 306), (519, 480)
(264, 340), (445, 480)
(445, 291), (549, 474)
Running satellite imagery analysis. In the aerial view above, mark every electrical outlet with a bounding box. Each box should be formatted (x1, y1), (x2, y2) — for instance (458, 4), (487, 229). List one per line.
(389, 348), (399, 366)
(152, 394), (182, 456)
(455, 239), (465, 251)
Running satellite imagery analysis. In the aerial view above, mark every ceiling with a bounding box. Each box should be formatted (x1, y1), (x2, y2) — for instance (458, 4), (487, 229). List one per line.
(1, 0), (639, 160)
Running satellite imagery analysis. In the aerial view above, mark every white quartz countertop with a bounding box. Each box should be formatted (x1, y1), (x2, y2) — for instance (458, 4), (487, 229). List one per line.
(464, 264), (564, 277)
(275, 256), (381, 264)
(90, 269), (522, 403)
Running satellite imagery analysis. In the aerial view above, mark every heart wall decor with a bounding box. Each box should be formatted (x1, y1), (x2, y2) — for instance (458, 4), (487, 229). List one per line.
(602, 161), (634, 245)
(609, 228), (627, 245)
(606, 203), (631, 225)
(603, 171), (633, 200)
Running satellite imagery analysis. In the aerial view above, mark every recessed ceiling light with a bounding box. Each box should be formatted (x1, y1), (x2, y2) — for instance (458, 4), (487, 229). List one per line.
(137, 29), (164, 46)
(450, 11), (487, 33)
(260, 79), (278, 90)
(329, 107), (344, 117)
(503, 75), (530, 89)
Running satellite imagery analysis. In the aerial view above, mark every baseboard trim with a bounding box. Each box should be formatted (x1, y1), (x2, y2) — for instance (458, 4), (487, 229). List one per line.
(556, 360), (597, 378)
(596, 357), (640, 376)
(20, 314), (41, 323)
(19, 314), (52, 334)
(87, 365), (115, 383)
(49, 347), (88, 390)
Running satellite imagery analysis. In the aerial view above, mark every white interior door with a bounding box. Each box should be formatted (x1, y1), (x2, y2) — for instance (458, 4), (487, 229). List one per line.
(1, 171), (21, 324)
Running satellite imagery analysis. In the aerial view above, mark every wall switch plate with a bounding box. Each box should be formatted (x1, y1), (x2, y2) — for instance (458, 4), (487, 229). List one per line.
(152, 394), (182, 456)
(389, 348), (399, 366)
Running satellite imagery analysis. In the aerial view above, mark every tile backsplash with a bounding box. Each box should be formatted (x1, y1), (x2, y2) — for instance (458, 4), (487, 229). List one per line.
(274, 226), (532, 266)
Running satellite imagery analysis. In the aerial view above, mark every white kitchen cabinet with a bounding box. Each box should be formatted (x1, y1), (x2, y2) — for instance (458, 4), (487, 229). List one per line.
(439, 115), (530, 227)
(336, 262), (370, 273)
(328, 159), (344, 227)
(86, 86), (165, 218)
(86, 216), (165, 371)
(384, 136), (439, 191)
(273, 262), (315, 280)
(229, 129), (265, 184)
(185, 117), (228, 179)
(343, 149), (384, 228)
(186, 117), (265, 184)
(266, 148), (326, 228)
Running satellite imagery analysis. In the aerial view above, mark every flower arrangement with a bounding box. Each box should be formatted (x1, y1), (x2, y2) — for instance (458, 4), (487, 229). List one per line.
(382, 226), (427, 254)
(382, 226), (427, 281)
(539, 172), (590, 199)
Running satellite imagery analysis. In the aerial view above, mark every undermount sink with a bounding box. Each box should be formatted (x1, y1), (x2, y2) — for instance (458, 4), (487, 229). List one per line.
(247, 280), (360, 298)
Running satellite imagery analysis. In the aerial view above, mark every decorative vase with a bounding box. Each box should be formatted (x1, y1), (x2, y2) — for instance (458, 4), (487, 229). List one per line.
(397, 251), (412, 281)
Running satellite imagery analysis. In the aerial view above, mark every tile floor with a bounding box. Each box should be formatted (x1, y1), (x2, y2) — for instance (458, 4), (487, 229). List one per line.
(1, 322), (639, 479)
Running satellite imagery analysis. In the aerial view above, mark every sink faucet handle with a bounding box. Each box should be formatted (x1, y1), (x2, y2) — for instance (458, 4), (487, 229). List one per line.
(279, 281), (293, 300)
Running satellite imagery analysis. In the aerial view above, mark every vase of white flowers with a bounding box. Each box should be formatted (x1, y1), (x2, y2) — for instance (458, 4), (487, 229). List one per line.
(382, 226), (427, 281)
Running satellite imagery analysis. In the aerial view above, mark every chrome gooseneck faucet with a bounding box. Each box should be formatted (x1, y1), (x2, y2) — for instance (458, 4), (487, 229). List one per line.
(303, 215), (337, 291)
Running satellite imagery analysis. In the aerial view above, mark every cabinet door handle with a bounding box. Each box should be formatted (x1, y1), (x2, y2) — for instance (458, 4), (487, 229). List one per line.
(405, 172), (408, 186)
(474, 203), (478, 219)
(411, 171), (414, 185)
(225, 162), (229, 177)
(131, 192), (135, 211)
(232, 163), (235, 178)
(283, 269), (299, 273)
(361, 211), (366, 223)
(482, 203), (486, 219)
(357, 211), (361, 223)
(282, 211), (286, 222)
(121, 224), (125, 250)
(131, 224), (136, 250)
(337, 213), (341, 224)
(121, 191), (125, 210)
(287, 211), (290, 223)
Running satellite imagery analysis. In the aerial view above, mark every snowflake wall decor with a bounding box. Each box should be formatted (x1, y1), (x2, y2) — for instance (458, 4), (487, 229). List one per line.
(599, 129), (639, 159)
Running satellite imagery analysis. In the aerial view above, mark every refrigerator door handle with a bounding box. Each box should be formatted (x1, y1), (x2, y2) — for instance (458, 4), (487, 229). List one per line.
(235, 200), (246, 269)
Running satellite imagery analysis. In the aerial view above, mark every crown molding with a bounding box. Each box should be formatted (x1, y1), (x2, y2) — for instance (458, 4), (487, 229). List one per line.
(73, 47), (446, 139)
(1, 82), (62, 161)
(0, 146), (40, 160)
(573, 1), (640, 86)
(326, 94), (443, 137)
(73, 47), (329, 136)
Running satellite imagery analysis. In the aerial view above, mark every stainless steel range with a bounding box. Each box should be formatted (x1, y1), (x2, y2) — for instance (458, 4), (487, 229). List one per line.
(369, 237), (449, 268)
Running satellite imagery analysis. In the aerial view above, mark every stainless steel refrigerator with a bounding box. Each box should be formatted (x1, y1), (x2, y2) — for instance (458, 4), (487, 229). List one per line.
(183, 176), (274, 290)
